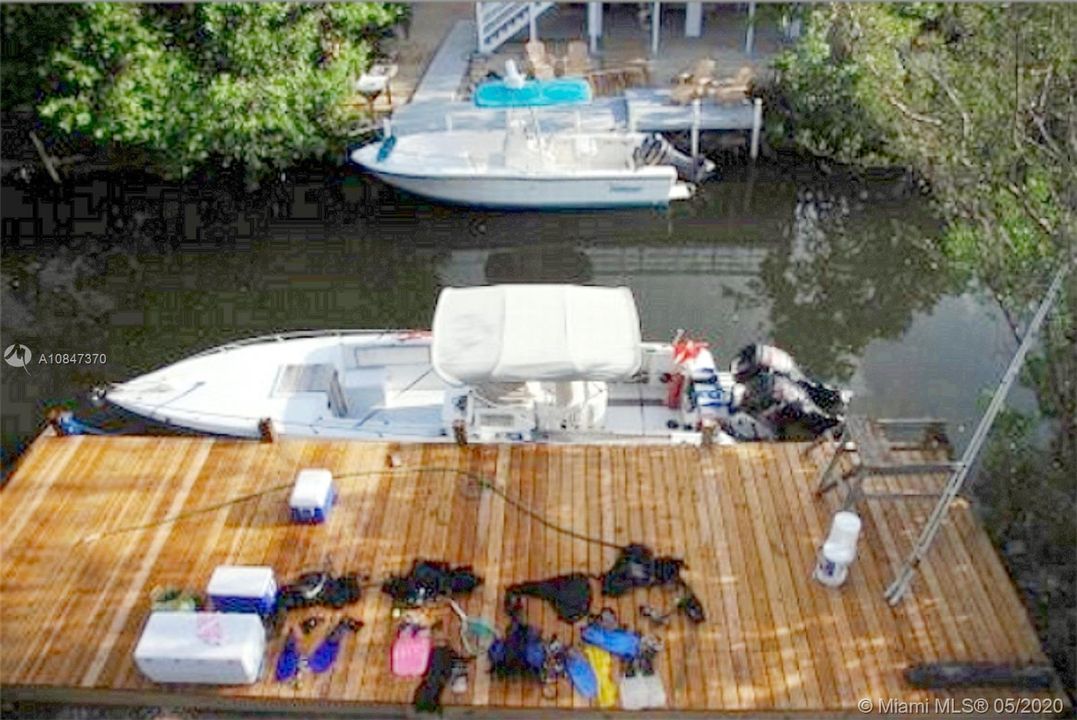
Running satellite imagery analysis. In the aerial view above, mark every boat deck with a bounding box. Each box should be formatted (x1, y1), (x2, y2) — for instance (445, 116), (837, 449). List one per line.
(0, 434), (1065, 716)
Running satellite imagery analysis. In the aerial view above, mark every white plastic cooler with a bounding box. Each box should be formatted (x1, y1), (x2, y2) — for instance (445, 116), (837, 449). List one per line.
(133, 611), (265, 684)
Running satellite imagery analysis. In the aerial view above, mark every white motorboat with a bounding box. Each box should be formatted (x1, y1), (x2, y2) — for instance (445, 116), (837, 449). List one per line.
(350, 71), (712, 209)
(101, 285), (820, 445)
(352, 128), (699, 209)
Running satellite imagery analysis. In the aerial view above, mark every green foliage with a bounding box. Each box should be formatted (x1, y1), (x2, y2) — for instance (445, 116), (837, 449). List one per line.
(767, 4), (1076, 695)
(0, 4), (82, 110)
(767, 4), (1075, 304)
(35, 3), (405, 179)
(975, 401), (1076, 692)
(765, 6), (928, 165)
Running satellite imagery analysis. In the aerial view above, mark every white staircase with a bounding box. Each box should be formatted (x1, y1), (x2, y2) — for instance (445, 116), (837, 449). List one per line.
(476, 2), (555, 54)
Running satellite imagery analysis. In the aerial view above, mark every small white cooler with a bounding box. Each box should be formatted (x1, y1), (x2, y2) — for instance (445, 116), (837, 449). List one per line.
(289, 468), (335, 524)
(133, 611), (265, 684)
(207, 565), (277, 615)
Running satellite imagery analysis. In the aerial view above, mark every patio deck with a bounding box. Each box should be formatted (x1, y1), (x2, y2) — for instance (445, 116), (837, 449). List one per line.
(0, 433), (1065, 716)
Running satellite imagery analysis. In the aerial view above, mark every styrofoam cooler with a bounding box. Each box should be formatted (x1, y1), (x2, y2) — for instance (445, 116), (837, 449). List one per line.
(814, 511), (862, 588)
(289, 468), (335, 523)
(207, 565), (277, 615)
(133, 611), (265, 684)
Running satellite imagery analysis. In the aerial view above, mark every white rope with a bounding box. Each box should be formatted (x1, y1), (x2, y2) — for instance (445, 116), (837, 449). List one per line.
(885, 262), (1071, 605)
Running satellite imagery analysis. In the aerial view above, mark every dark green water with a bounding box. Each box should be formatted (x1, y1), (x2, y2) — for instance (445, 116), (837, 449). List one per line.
(0, 162), (1033, 467)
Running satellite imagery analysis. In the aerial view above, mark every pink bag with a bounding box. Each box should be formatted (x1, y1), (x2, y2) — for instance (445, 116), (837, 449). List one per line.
(391, 625), (432, 677)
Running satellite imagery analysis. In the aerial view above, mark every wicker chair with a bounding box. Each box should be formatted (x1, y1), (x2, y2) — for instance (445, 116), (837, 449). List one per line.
(670, 58), (716, 105)
(525, 40), (556, 80)
(708, 66), (754, 103)
(562, 40), (593, 77)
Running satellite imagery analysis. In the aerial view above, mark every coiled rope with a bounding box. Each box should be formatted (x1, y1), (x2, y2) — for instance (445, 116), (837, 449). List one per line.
(76, 465), (626, 551)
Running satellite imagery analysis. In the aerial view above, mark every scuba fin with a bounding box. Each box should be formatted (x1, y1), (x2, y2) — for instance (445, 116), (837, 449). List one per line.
(308, 634), (340, 674)
(620, 673), (667, 709)
(413, 646), (458, 713)
(308, 618), (360, 674)
(392, 624), (433, 677)
(581, 623), (641, 660)
(275, 630), (301, 682)
(564, 647), (598, 699)
(581, 645), (618, 708)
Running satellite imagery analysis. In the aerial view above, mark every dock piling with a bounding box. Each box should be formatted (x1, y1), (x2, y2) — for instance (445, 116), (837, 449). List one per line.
(750, 98), (762, 160)
(691, 99), (701, 160)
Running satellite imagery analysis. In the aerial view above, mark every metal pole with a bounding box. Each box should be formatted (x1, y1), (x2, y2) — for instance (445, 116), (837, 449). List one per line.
(685, 1), (703, 38)
(750, 98), (762, 160)
(476, 3), (488, 54)
(588, 2), (603, 55)
(529, 3), (537, 42)
(745, 1), (756, 55)
(651, 2), (661, 56)
(884, 262), (1072, 605)
(691, 99), (701, 160)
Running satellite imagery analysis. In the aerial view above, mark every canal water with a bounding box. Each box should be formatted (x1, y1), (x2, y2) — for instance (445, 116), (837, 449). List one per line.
(0, 162), (1034, 468)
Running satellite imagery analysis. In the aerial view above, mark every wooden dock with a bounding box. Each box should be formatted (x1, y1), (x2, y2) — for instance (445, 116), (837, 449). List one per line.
(0, 434), (1065, 716)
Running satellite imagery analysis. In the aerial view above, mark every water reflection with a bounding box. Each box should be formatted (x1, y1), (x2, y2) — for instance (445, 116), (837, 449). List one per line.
(2, 163), (1016, 467)
(749, 185), (958, 380)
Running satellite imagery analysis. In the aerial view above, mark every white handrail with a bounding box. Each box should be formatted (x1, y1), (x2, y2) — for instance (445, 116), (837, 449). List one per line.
(185, 328), (416, 359)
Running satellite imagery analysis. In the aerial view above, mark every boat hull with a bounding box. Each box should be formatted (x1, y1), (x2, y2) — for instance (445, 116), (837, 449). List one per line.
(96, 329), (774, 445)
(363, 168), (679, 209)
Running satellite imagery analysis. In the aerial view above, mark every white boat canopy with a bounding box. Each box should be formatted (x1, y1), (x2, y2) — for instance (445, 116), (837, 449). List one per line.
(431, 285), (643, 385)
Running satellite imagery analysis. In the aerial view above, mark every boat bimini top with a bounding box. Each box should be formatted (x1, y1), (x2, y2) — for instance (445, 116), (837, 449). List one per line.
(431, 285), (642, 385)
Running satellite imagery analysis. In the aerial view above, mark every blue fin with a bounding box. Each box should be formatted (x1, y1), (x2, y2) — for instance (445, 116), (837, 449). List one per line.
(308, 633), (341, 674)
(565, 649), (598, 699)
(275, 631), (300, 682)
(581, 623), (641, 660)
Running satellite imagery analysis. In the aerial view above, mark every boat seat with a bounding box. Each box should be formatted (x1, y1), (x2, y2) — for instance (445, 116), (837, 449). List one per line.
(534, 381), (608, 431)
(354, 344), (429, 367)
(343, 367), (388, 387)
(273, 364), (349, 417)
(342, 367), (387, 408)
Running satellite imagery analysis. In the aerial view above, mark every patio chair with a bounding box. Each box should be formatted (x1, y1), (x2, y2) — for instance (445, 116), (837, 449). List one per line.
(670, 58), (716, 105)
(708, 65), (753, 103)
(562, 40), (593, 77)
(525, 40), (556, 80)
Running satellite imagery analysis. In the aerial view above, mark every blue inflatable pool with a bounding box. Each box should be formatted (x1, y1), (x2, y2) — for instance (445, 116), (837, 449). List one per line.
(473, 77), (593, 108)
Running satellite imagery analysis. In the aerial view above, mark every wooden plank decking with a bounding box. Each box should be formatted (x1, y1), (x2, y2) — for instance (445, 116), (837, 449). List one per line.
(0, 434), (1064, 716)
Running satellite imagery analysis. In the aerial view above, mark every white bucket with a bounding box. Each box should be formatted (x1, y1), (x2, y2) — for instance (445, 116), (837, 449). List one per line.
(814, 511), (862, 588)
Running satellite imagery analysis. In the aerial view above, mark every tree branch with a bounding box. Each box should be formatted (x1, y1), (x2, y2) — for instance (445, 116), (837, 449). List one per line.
(1003, 181), (1057, 238)
(926, 62), (971, 142)
(885, 94), (944, 127)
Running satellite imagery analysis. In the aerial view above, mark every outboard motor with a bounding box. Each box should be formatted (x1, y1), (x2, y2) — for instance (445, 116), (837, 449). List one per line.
(732, 343), (849, 418)
(634, 134), (716, 183)
(738, 372), (842, 439)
